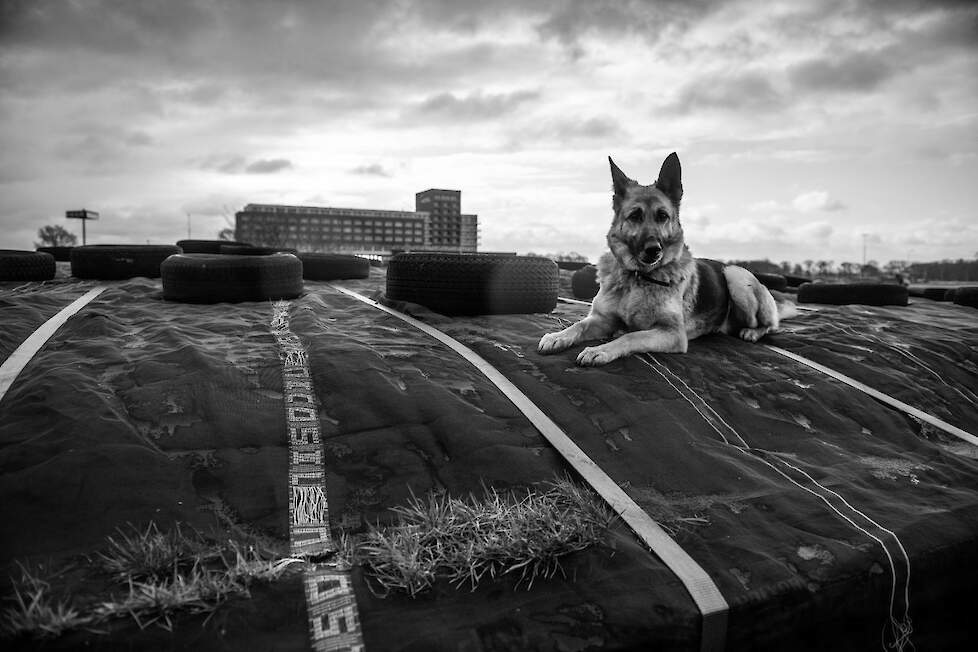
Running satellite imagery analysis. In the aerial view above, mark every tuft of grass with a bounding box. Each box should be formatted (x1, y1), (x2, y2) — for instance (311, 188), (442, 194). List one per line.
(219, 541), (303, 583)
(95, 522), (214, 581)
(94, 563), (240, 632)
(3, 525), (306, 639)
(94, 541), (303, 631)
(357, 477), (615, 596)
(0, 563), (94, 639)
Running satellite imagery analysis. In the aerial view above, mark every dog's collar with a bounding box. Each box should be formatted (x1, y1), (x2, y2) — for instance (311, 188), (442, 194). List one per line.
(631, 269), (671, 287)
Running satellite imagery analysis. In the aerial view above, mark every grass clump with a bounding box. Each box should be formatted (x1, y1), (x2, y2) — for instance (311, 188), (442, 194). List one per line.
(94, 542), (303, 631)
(0, 563), (94, 639)
(96, 522), (214, 581)
(357, 477), (615, 596)
(2, 526), (305, 640)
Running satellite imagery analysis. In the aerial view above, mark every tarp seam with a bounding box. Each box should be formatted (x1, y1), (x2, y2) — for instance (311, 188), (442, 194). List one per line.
(271, 300), (365, 652)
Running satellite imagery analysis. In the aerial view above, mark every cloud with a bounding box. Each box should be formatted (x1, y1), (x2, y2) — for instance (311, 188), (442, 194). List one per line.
(788, 49), (897, 93)
(668, 72), (783, 113)
(508, 115), (623, 148)
(199, 155), (292, 174)
(408, 90), (540, 123)
(535, 0), (717, 54)
(792, 191), (846, 212)
(350, 163), (393, 177)
(245, 158), (292, 174)
(797, 221), (834, 241)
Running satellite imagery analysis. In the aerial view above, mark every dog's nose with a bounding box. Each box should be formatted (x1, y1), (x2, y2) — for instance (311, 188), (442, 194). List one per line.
(641, 243), (662, 263)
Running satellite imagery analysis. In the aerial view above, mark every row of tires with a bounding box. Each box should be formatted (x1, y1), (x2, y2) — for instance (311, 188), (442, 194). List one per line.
(568, 265), (978, 309)
(5, 244), (976, 312)
(35, 239), (258, 261)
(2, 247), (560, 312)
(0, 245), (370, 304)
(2, 244), (368, 282)
(569, 265), (810, 300)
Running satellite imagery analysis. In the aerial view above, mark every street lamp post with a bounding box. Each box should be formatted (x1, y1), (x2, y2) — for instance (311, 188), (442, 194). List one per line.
(66, 209), (99, 245)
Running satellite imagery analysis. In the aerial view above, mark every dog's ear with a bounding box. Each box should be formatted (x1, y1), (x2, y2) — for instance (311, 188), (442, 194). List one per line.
(609, 157), (634, 198)
(655, 152), (683, 203)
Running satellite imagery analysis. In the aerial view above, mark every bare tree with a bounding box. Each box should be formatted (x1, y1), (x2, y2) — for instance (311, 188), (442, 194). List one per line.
(35, 224), (78, 247)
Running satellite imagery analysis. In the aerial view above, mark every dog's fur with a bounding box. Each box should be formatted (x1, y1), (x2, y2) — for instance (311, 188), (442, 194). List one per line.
(538, 152), (795, 366)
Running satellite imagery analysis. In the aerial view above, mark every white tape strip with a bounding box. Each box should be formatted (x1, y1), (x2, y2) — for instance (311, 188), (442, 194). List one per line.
(271, 301), (364, 652)
(764, 344), (978, 447)
(0, 286), (107, 403)
(332, 286), (728, 652)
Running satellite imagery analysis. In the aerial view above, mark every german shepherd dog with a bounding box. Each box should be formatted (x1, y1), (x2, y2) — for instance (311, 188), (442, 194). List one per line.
(538, 152), (795, 366)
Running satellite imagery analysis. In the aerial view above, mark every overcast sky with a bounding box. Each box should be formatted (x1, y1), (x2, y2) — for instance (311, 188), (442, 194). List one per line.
(1, 0), (976, 266)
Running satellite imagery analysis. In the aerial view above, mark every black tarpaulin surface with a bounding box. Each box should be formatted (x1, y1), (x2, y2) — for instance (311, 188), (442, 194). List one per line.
(1, 268), (976, 651)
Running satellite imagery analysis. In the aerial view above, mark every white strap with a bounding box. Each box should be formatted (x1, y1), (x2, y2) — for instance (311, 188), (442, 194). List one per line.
(333, 286), (728, 652)
(764, 344), (978, 447)
(0, 286), (107, 403)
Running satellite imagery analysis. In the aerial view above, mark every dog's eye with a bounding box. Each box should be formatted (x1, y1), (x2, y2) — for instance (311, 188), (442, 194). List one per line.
(626, 208), (643, 222)
(654, 209), (670, 223)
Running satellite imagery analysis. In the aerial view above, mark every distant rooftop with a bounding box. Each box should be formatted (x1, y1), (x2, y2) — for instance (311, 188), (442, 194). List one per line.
(241, 204), (426, 219)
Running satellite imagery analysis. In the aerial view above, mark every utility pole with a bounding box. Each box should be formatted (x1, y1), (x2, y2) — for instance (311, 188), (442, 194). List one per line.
(187, 213), (192, 239)
(862, 233), (868, 269)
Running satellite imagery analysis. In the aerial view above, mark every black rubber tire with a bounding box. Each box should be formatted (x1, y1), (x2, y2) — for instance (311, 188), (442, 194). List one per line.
(784, 274), (812, 288)
(70, 245), (182, 279)
(161, 254), (304, 303)
(797, 282), (909, 306)
(952, 287), (978, 309)
(556, 260), (590, 271)
(922, 287), (953, 301)
(298, 253), (370, 280)
(0, 250), (56, 281)
(754, 272), (787, 292)
(386, 252), (558, 315)
(571, 265), (600, 300)
(176, 239), (252, 254)
(219, 244), (298, 256)
(36, 246), (74, 262)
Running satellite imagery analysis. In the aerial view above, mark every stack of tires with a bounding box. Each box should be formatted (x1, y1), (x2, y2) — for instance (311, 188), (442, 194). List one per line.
(175, 239), (253, 254)
(36, 246), (74, 261)
(0, 250), (56, 281)
(952, 287), (978, 309)
(298, 253), (370, 281)
(386, 252), (558, 315)
(160, 247), (370, 303)
(753, 272), (787, 292)
(218, 244), (298, 256)
(70, 245), (182, 279)
(161, 253), (304, 303)
(797, 282), (909, 306)
(571, 265), (600, 300)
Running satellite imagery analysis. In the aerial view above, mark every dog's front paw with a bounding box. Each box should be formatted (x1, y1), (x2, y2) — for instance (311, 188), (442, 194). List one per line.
(576, 346), (615, 366)
(538, 332), (573, 354)
(738, 326), (770, 343)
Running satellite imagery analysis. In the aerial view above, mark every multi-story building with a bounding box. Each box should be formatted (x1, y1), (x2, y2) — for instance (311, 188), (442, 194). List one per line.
(235, 190), (479, 257)
(235, 205), (429, 258)
(415, 189), (478, 252)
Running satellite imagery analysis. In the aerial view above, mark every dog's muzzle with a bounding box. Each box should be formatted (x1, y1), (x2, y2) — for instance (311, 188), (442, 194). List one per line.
(637, 241), (662, 266)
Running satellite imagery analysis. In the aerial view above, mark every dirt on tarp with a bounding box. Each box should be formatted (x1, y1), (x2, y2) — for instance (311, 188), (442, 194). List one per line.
(1, 267), (977, 651)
